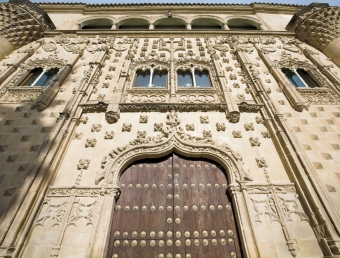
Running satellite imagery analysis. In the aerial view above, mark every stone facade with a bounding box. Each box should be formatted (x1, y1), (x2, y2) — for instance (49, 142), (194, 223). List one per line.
(0, 1), (340, 257)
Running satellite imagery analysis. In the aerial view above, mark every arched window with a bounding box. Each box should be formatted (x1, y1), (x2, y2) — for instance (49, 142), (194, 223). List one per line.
(282, 68), (319, 88)
(227, 18), (259, 30)
(178, 68), (211, 88)
(134, 67), (167, 88)
(19, 67), (59, 87)
(81, 18), (112, 29)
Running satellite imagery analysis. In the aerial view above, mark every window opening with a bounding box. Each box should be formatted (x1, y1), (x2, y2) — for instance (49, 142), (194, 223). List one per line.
(134, 67), (167, 88)
(282, 68), (319, 88)
(177, 71), (193, 88)
(178, 68), (211, 88)
(195, 70), (211, 87)
(20, 68), (59, 87)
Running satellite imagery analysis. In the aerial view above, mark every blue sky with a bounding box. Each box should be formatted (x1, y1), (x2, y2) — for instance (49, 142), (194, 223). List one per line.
(32, 0), (339, 6)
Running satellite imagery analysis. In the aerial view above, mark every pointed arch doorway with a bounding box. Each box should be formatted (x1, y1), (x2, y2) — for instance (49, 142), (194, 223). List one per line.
(106, 153), (242, 258)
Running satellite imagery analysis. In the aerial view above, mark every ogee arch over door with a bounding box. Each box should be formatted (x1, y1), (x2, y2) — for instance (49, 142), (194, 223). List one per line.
(107, 153), (242, 258)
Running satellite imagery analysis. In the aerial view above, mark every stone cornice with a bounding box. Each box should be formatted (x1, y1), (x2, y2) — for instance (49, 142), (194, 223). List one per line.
(44, 30), (296, 37)
(38, 3), (302, 15)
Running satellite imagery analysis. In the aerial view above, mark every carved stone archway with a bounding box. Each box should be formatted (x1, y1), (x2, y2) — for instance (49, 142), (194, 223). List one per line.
(91, 114), (257, 257)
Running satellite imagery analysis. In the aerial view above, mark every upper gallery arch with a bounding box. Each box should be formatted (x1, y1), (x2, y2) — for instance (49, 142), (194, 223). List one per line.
(78, 16), (114, 29)
(226, 16), (265, 30)
(116, 17), (150, 30)
(153, 16), (187, 30)
(190, 16), (225, 30)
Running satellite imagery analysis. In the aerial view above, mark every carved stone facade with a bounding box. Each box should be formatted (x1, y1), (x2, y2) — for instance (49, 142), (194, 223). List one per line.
(0, 1), (340, 258)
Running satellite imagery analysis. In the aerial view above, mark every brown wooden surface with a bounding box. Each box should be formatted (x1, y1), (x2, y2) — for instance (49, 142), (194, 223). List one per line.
(107, 154), (242, 258)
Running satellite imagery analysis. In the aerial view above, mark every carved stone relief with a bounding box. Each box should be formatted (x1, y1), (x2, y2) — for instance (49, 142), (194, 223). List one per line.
(244, 123), (254, 131)
(200, 116), (209, 124)
(91, 124), (102, 132)
(186, 124), (194, 131)
(139, 115), (148, 123)
(232, 131), (242, 138)
(85, 139), (97, 148)
(216, 123), (226, 131)
(255, 157), (268, 168)
(104, 131), (115, 140)
(77, 159), (90, 170)
(122, 123), (132, 132)
(249, 137), (261, 147)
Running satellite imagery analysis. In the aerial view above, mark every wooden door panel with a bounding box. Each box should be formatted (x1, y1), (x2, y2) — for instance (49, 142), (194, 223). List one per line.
(107, 154), (242, 258)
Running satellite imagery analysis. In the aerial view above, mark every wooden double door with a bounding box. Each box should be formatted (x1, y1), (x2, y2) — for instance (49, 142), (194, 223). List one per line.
(107, 153), (242, 258)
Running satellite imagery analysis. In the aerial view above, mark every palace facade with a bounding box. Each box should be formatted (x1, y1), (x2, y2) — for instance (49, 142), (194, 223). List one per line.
(0, 1), (340, 257)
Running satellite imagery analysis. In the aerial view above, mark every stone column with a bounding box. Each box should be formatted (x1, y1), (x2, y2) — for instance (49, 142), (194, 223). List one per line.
(286, 3), (340, 68)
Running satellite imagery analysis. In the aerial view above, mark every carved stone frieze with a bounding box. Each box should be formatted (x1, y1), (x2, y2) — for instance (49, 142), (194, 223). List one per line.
(129, 94), (167, 103)
(0, 87), (43, 103)
(119, 103), (229, 112)
(238, 102), (263, 113)
(80, 102), (108, 113)
(299, 92), (340, 105)
(178, 94), (216, 104)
